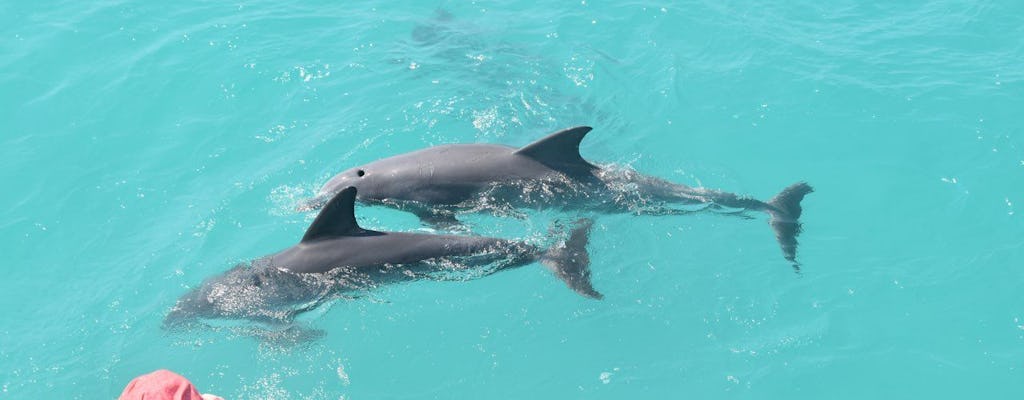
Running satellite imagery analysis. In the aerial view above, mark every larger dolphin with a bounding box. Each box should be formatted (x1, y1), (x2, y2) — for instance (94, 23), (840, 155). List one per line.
(166, 187), (598, 327)
(301, 126), (813, 263)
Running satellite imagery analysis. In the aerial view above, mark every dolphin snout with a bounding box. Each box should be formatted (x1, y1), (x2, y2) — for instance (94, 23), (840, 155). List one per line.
(162, 305), (196, 330)
(295, 193), (332, 212)
(162, 288), (214, 330)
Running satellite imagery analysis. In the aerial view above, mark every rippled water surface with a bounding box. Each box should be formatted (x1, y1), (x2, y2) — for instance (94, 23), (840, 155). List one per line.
(2, 1), (1023, 398)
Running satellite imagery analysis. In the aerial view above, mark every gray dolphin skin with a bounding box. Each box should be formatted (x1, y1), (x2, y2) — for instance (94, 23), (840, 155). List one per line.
(165, 187), (598, 327)
(302, 126), (813, 263)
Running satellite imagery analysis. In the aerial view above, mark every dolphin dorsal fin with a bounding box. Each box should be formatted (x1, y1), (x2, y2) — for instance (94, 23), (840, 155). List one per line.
(301, 187), (363, 242)
(514, 126), (597, 172)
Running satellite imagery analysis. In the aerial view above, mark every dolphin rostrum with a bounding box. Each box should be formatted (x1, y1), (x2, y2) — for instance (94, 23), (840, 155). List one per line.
(166, 187), (598, 327)
(301, 126), (813, 264)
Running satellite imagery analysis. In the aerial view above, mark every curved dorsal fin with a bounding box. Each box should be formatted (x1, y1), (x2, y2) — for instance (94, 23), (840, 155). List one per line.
(301, 187), (363, 242)
(514, 126), (597, 172)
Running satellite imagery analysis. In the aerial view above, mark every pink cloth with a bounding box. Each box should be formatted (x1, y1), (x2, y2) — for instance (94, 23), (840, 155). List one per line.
(118, 369), (204, 400)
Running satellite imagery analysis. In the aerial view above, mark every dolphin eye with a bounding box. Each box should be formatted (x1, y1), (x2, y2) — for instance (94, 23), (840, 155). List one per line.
(356, 169), (365, 177)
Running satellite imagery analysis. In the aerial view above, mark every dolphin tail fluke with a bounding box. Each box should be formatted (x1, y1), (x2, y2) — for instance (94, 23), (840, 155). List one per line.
(541, 219), (603, 299)
(766, 182), (814, 264)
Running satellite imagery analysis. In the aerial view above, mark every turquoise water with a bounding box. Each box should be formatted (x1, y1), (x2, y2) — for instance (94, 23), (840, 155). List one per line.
(3, 0), (1023, 398)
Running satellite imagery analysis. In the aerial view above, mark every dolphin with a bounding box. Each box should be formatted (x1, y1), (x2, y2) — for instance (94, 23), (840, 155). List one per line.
(301, 126), (813, 264)
(165, 187), (599, 328)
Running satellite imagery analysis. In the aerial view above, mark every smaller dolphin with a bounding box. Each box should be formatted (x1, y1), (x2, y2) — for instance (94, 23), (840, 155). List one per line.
(165, 187), (598, 328)
(300, 126), (813, 263)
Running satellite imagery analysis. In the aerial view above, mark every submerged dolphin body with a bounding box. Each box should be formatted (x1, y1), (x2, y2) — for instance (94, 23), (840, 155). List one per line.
(302, 126), (813, 263)
(166, 187), (598, 327)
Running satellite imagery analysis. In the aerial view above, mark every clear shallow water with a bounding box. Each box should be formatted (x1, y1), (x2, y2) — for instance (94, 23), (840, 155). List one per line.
(2, 1), (1023, 398)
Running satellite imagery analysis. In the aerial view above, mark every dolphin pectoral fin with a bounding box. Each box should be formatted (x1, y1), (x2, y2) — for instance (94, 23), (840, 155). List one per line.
(238, 324), (326, 345)
(515, 126), (598, 173)
(413, 209), (464, 231)
(766, 182), (814, 265)
(541, 219), (603, 299)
